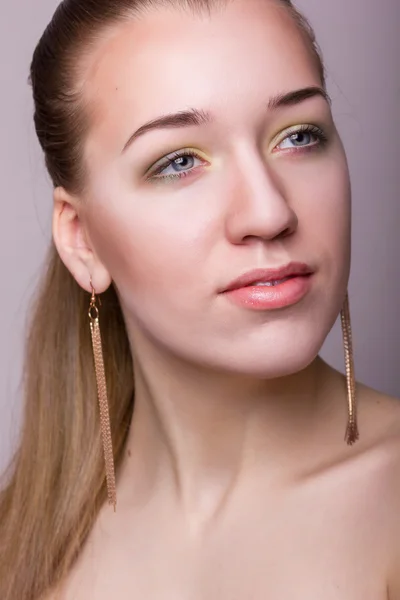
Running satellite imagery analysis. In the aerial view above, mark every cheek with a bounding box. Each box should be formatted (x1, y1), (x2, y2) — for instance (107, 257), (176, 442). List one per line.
(316, 156), (351, 267)
(86, 188), (217, 308)
(291, 151), (352, 321)
(290, 151), (351, 266)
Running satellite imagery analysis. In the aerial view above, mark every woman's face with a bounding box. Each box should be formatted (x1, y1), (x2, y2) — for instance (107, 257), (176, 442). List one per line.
(74, 0), (351, 377)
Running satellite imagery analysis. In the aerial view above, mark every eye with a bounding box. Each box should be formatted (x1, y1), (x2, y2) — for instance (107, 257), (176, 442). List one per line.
(147, 149), (208, 182)
(274, 124), (328, 152)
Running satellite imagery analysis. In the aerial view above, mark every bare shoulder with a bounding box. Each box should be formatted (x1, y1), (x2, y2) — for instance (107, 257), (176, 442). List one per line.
(356, 382), (400, 597)
(356, 381), (400, 444)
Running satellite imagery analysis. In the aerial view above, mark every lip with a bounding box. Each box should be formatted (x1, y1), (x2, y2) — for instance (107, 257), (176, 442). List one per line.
(221, 262), (314, 293)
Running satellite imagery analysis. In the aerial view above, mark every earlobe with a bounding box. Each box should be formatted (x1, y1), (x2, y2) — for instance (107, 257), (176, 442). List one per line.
(52, 186), (112, 294)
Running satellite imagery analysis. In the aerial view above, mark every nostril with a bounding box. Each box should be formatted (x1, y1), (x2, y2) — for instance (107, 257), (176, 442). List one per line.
(278, 227), (292, 239)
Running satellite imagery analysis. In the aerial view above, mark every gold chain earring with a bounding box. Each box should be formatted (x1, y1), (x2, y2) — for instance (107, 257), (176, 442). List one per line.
(340, 292), (359, 445)
(89, 279), (117, 511)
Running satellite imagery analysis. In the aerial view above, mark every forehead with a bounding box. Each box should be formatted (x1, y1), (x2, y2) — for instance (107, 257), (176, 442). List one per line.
(83, 0), (321, 149)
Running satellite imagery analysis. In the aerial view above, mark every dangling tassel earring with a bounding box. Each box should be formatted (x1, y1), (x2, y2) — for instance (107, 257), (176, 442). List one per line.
(88, 278), (117, 511)
(340, 292), (359, 445)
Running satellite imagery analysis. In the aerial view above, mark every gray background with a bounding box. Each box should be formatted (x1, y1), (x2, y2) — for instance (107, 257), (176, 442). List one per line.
(0, 0), (399, 473)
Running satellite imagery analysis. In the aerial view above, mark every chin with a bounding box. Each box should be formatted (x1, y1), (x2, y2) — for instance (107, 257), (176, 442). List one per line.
(241, 348), (319, 379)
(223, 344), (321, 379)
(136, 294), (341, 380)
(177, 326), (326, 380)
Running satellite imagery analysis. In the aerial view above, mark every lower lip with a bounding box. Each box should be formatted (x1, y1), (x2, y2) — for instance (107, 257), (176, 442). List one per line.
(222, 275), (313, 311)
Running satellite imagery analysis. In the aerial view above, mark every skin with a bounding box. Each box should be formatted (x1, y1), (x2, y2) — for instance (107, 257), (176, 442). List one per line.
(51, 0), (400, 597)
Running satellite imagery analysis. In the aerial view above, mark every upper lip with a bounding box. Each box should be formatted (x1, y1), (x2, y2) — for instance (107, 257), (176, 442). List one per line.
(221, 262), (314, 292)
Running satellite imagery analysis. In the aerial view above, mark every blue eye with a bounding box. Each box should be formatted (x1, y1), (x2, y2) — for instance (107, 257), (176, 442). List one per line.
(146, 124), (328, 184)
(275, 124), (327, 151)
(148, 150), (206, 182)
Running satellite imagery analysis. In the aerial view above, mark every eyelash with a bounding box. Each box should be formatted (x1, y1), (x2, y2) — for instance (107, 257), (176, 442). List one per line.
(147, 124), (328, 183)
(274, 124), (328, 152)
(149, 149), (206, 182)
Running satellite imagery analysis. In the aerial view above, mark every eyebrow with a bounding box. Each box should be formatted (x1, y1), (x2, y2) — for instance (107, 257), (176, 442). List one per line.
(122, 86), (331, 153)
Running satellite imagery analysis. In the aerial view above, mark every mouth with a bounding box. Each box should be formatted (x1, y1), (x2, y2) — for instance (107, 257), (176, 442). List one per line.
(246, 275), (297, 287)
(221, 262), (314, 293)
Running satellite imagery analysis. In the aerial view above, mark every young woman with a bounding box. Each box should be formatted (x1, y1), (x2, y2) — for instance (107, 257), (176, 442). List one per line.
(1, 0), (399, 598)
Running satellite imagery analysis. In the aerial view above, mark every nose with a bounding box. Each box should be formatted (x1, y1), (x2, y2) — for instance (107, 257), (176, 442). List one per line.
(224, 145), (298, 244)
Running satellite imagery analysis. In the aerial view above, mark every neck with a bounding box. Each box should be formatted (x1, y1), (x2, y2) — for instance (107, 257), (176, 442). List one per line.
(117, 336), (346, 530)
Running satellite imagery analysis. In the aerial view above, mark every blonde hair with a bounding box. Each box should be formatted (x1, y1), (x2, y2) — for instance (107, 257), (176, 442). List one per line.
(0, 1), (325, 598)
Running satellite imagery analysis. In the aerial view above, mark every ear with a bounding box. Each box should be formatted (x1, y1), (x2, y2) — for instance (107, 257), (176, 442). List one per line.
(52, 186), (112, 294)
